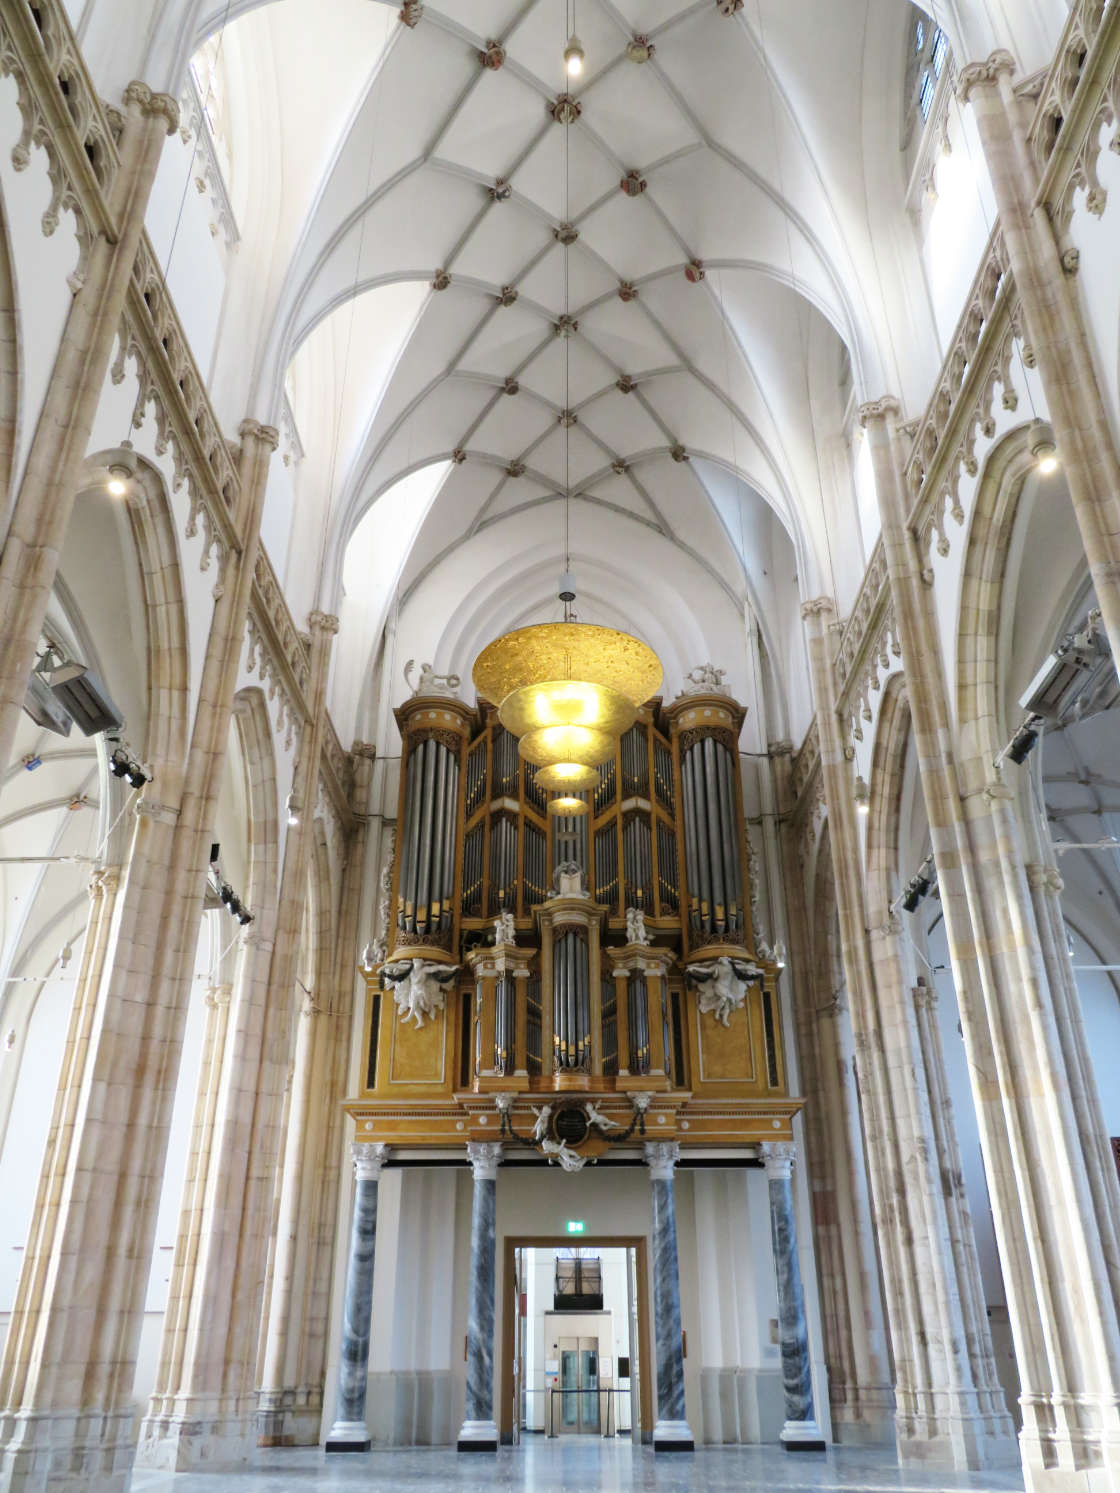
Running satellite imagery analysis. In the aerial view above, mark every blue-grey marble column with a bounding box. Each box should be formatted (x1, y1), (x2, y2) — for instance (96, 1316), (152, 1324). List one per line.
(761, 1141), (826, 1451)
(457, 1141), (503, 1451)
(645, 1142), (694, 1451)
(325, 1141), (386, 1451)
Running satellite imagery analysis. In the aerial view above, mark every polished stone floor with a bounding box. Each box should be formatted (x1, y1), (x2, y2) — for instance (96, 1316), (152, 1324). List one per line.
(131, 1439), (1026, 1492)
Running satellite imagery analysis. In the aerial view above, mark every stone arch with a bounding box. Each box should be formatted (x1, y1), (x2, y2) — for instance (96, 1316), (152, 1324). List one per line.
(232, 686), (280, 931)
(864, 673), (912, 921)
(0, 186), (19, 523)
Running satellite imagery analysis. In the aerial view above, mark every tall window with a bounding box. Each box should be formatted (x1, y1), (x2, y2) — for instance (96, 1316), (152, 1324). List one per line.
(910, 11), (950, 123)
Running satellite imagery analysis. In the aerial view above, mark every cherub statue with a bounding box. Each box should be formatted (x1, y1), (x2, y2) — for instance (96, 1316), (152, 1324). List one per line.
(531, 1103), (552, 1141)
(494, 908), (516, 944)
(403, 659), (461, 698)
(541, 1137), (588, 1171)
(585, 1100), (620, 1131)
(680, 663), (729, 696)
(625, 905), (651, 946)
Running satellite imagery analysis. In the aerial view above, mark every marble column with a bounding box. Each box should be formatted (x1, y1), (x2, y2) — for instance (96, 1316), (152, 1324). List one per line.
(324, 1143), (387, 1452)
(458, 1142), (503, 1451)
(645, 1142), (694, 1451)
(760, 1143), (825, 1451)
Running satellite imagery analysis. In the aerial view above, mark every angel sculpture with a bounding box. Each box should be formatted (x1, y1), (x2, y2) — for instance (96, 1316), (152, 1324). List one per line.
(494, 908), (516, 944)
(625, 905), (651, 946)
(541, 1137), (587, 1172)
(585, 1100), (620, 1131)
(685, 955), (762, 1027)
(531, 1103), (552, 1142)
(382, 958), (460, 1028)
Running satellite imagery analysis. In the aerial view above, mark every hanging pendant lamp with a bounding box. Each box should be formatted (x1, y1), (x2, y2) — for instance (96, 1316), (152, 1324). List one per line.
(472, 619), (662, 814)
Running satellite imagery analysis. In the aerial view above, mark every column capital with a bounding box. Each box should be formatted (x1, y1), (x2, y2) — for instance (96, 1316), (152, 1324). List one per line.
(799, 596), (835, 622)
(238, 417), (280, 451)
(205, 982), (233, 1009)
(351, 1141), (388, 1182)
(122, 80), (180, 135)
(1025, 861), (1064, 893)
(466, 1141), (503, 1180)
(308, 610), (340, 636)
(351, 740), (377, 760)
(956, 50), (1016, 104)
(644, 1140), (680, 1180)
(760, 1140), (797, 1179)
(856, 395), (901, 428)
(88, 864), (121, 897)
(768, 738), (794, 757)
(912, 981), (938, 1011)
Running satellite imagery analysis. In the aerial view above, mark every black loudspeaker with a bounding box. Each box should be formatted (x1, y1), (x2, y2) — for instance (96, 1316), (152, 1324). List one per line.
(617, 1356), (630, 1379)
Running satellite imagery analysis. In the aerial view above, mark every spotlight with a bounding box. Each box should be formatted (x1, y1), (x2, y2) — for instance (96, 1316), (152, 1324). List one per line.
(773, 941), (787, 970)
(901, 857), (935, 913)
(105, 464), (131, 497)
(564, 32), (585, 75)
(23, 753), (42, 771)
(854, 775), (870, 815)
(1028, 419), (1058, 475)
(110, 748), (130, 779)
(286, 792), (300, 827)
(228, 894), (242, 917)
(1005, 716), (1042, 765)
(219, 883), (234, 906)
(36, 648), (123, 735)
(237, 908), (254, 926)
(126, 761), (150, 788)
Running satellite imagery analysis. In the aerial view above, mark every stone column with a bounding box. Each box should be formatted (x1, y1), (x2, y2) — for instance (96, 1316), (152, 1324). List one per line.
(860, 395), (1120, 1490)
(958, 53), (1120, 675)
(457, 1141), (502, 1451)
(324, 1143), (387, 1451)
(0, 420), (278, 1493)
(771, 743), (893, 1445)
(644, 1141), (694, 1451)
(0, 82), (179, 778)
(760, 1143), (826, 1450)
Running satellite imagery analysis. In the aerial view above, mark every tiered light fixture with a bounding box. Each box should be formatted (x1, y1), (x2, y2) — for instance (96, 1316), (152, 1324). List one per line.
(473, 614), (662, 818)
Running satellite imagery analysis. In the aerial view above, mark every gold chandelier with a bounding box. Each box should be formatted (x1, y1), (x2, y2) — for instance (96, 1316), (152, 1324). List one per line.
(473, 622), (662, 816)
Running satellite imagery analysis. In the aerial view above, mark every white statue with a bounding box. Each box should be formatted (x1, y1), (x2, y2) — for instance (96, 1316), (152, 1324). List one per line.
(625, 905), (651, 946)
(494, 908), (516, 944)
(541, 1137), (588, 1171)
(686, 955), (762, 1027)
(585, 1100), (620, 1131)
(530, 1104), (552, 1141)
(553, 859), (588, 899)
(360, 941), (378, 973)
(382, 958), (460, 1028)
(404, 659), (461, 698)
(679, 663), (730, 697)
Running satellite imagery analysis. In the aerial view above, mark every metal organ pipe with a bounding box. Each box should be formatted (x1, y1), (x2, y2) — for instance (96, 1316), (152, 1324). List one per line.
(427, 743), (449, 932)
(702, 737), (726, 936)
(397, 744), (420, 932)
(681, 750), (700, 932)
(442, 753), (460, 930)
(715, 743), (739, 936)
(415, 740), (439, 934)
(689, 745), (713, 934)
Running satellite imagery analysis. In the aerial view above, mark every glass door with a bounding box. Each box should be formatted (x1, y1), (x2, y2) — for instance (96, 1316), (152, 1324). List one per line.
(557, 1336), (600, 1433)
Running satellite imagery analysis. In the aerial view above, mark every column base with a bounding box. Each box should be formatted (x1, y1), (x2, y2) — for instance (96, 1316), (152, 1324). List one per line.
(0, 1409), (136, 1493)
(781, 1418), (827, 1451)
(653, 1418), (695, 1451)
(324, 1420), (370, 1452)
(457, 1418), (499, 1451)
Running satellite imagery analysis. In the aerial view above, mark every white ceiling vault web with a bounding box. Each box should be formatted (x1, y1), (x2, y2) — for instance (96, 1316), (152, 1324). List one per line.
(169, 0), (961, 731)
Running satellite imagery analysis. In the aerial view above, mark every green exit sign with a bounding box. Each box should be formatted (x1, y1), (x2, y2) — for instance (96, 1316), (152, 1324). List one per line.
(566, 1220), (585, 1235)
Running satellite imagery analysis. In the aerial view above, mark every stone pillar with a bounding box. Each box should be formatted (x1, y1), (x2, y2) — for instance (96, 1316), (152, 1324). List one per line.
(0, 82), (179, 778)
(770, 743), (893, 1445)
(644, 1141), (694, 1451)
(324, 1143), (387, 1451)
(957, 53), (1120, 675)
(0, 420), (278, 1493)
(457, 1141), (502, 1451)
(760, 1143), (826, 1450)
(801, 594), (1015, 1467)
(860, 396), (1120, 1490)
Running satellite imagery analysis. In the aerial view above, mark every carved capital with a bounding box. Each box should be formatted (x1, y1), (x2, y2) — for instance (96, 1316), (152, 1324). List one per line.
(466, 1141), (503, 1180)
(857, 396), (901, 428)
(912, 982), (938, 1010)
(122, 81), (180, 135)
(205, 982), (233, 1009)
(759, 1140), (796, 1179)
(1025, 861), (1064, 893)
(308, 610), (340, 636)
(352, 1140), (388, 1181)
(89, 865), (121, 897)
(644, 1140), (680, 1181)
(983, 776), (1015, 802)
(134, 797), (179, 825)
(238, 418), (280, 451)
(957, 50), (1015, 104)
(768, 738), (794, 757)
(800, 596), (835, 621)
(351, 740), (377, 760)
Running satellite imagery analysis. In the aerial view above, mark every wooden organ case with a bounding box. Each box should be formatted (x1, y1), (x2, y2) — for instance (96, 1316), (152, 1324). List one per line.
(346, 689), (803, 1153)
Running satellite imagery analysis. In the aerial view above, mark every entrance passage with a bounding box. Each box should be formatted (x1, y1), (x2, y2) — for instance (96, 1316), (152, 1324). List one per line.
(508, 1242), (648, 1444)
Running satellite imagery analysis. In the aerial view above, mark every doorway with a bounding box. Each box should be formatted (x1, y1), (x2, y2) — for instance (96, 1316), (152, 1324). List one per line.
(501, 1236), (653, 1445)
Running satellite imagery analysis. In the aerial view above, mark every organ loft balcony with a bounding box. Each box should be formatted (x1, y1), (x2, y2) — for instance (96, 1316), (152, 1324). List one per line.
(345, 687), (803, 1159)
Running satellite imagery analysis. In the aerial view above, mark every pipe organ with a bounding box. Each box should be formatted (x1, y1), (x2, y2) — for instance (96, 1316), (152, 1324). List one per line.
(347, 687), (802, 1153)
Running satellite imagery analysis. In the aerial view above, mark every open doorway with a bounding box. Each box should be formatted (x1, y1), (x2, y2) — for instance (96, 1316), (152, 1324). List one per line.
(502, 1237), (652, 1445)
